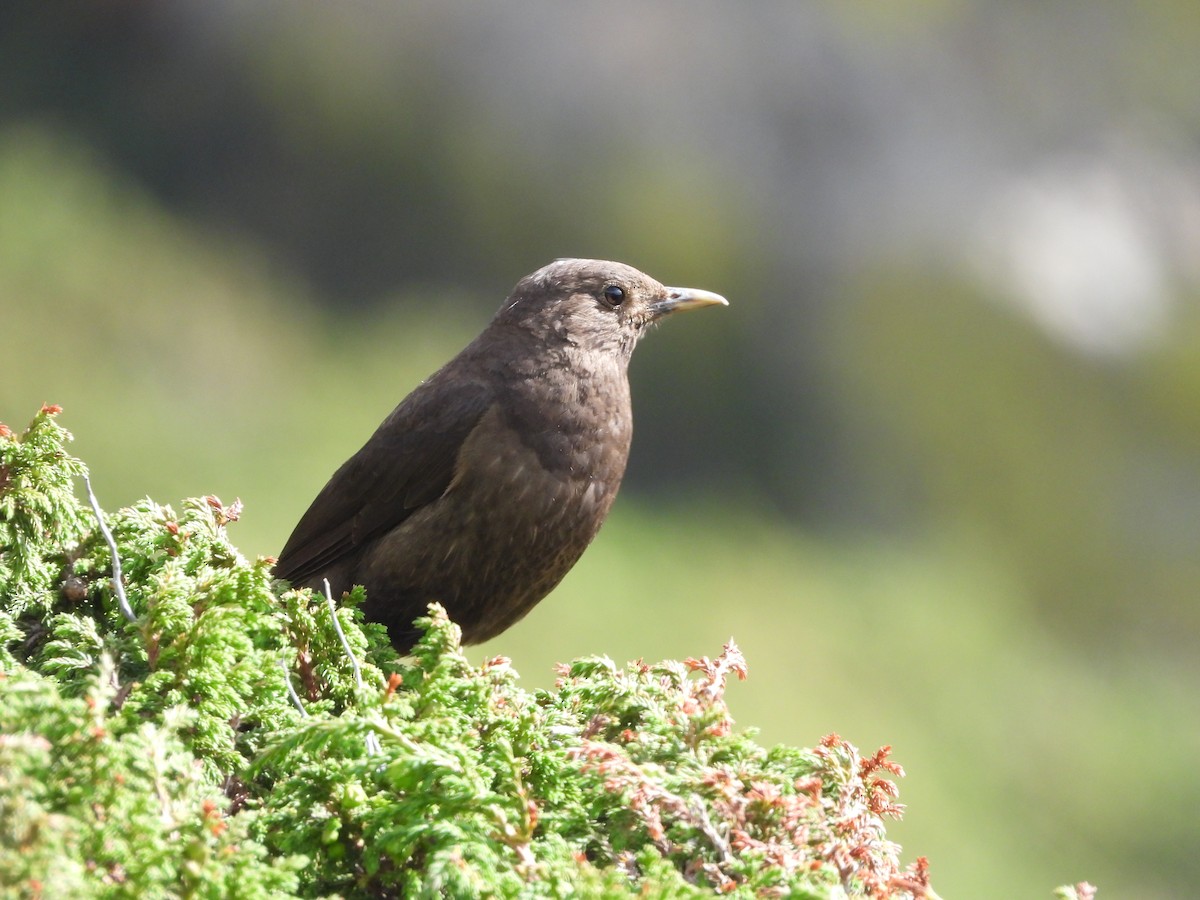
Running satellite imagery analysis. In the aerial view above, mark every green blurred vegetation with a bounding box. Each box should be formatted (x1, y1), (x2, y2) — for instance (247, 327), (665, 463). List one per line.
(0, 124), (473, 550)
(834, 268), (1200, 646)
(3, 121), (1197, 898)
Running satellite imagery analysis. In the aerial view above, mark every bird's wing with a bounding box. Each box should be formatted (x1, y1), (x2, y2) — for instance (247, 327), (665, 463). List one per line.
(274, 379), (494, 587)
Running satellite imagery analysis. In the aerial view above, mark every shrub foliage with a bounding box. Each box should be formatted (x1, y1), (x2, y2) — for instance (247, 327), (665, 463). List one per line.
(1, 407), (936, 898)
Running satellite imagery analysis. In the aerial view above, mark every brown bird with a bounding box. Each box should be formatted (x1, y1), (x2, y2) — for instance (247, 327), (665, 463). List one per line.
(275, 259), (727, 651)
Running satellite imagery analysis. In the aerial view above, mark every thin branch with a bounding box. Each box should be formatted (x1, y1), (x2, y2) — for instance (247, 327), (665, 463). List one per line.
(280, 657), (308, 716)
(324, 579), (364, 689)
(82, 472), (136, 624)
(324, 579), (381, 755)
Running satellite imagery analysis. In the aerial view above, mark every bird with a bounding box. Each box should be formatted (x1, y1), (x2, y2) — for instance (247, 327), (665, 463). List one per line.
(274, 259), (728, 652)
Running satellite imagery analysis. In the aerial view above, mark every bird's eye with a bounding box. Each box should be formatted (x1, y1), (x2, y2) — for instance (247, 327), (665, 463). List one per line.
(602, 284), (626, 307)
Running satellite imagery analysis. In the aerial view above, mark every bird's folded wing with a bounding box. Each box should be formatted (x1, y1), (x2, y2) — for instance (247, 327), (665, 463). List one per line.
(274, 381), (494, 586)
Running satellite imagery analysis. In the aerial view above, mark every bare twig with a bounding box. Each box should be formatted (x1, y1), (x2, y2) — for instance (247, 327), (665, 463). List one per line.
(688, 794), (734, 865)
(324, 579), (363, 688)
(82, 472), (136, 624)
(323, 579), (381, 755)
(280, 657), (308, 716)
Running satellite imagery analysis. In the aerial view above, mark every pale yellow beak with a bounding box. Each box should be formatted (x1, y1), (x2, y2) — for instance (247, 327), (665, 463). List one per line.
(650, 286), (730, 319)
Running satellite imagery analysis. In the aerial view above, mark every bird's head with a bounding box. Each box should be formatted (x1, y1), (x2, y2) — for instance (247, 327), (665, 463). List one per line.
(493, 259), (728, 360)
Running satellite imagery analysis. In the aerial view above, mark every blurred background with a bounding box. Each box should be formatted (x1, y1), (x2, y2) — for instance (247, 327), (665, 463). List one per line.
(2, 1), (1198, 896)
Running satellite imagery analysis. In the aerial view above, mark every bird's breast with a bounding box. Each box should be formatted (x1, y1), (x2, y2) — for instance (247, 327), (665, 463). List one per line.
(500, 359), (633, 471)
(456, 401), (629, 523)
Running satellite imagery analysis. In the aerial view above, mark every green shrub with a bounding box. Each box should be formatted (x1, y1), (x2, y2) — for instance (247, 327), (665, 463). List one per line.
(1, 406), (942, 898)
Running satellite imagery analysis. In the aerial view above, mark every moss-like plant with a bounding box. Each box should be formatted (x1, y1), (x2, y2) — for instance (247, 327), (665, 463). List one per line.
(10, 405), (1093, 898)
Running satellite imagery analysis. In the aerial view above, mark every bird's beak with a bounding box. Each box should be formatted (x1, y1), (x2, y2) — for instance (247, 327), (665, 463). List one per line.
(649, 286), (729, 320)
